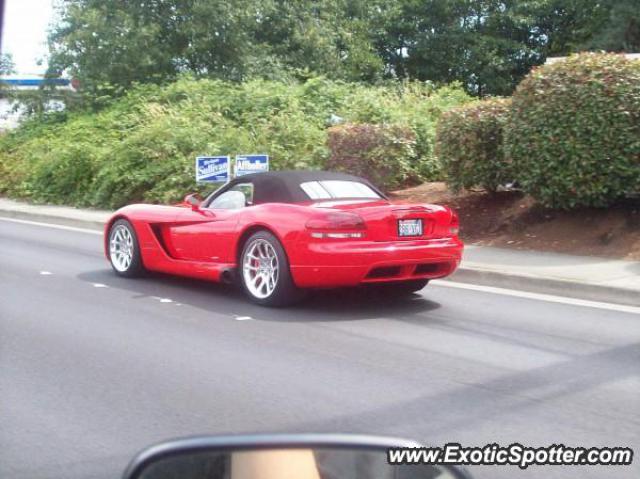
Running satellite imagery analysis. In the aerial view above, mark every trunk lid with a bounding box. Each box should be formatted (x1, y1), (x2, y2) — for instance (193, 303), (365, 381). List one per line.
(311, 199), (452, 241)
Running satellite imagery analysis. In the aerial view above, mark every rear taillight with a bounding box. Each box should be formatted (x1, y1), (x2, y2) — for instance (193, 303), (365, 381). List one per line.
(449, 209), (459, 235)
(310, 232), (365, 239)
(306, 211), (366, 239)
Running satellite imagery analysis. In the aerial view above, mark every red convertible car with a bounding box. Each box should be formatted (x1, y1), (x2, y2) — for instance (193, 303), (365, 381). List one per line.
(105, 171), (463, 306)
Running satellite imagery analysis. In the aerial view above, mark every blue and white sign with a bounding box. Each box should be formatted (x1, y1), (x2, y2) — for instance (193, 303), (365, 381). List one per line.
(235, 154), (269, 177)
(195, 156), (230, 183)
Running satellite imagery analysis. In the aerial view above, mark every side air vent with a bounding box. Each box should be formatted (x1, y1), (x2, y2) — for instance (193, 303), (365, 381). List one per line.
(366, 266), (402, 279)
(414, 263), (446, 275)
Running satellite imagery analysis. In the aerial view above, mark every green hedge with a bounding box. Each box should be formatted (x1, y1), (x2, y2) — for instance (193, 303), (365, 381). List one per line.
(436, 98), (512, 192)
(505, 53), (640, 208)
(0, 78), (471, 208)
(326, 124), (418, 190)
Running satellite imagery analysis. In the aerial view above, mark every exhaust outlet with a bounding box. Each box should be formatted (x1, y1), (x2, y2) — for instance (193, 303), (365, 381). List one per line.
(220, 269), (236, 284)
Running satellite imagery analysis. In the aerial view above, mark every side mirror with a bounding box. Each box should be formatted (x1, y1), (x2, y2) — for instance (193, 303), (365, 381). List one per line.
(123, 434), (473, 479)
(184, 193), (202, 211)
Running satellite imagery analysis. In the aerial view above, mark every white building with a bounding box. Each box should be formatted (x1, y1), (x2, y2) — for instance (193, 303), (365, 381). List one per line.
(545, 53), (640, 64)
(0, 76), (74, 131)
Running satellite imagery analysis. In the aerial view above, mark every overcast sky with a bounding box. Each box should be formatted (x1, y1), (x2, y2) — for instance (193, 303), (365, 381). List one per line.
(2, 0), (55, 76)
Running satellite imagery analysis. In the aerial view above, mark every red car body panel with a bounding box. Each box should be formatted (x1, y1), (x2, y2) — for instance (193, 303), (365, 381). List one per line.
(104, 197), (463, 288)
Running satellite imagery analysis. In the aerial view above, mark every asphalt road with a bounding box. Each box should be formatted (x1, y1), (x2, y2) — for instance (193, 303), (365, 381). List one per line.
(1, 218), (639, 479)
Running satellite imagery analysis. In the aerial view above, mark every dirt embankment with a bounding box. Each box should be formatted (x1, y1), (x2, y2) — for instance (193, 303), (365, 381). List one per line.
(392, 182), (640, 260)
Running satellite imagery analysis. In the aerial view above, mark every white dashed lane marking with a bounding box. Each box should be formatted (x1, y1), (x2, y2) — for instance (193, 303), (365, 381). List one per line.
(39, 271), (53, 275)
(151, 296), (174, 303)
(0, 217), (102, 235)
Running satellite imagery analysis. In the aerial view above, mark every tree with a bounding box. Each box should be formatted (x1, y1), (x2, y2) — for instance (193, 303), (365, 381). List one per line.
(47, 0), (636, 103)
(0, 54), (14, 75)
(0, 54), (15, 97)
(583, 0), (640, 52)
(47, 0), (383, 101)
(0, 54), (18, 118)
(527, 0), (608, 56)
(374, 0), (610, 96)
(48, 0), (180, 99)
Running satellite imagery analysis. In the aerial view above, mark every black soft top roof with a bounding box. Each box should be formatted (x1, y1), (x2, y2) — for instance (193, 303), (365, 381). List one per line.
(216, 170), (385, 205)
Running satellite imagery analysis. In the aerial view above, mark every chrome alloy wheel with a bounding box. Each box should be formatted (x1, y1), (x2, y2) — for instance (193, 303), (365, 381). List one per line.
(110, 224), (134, 272)
(243, 239), (279, 299)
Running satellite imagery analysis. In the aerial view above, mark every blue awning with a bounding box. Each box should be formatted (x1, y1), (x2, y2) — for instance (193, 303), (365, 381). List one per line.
(0, 78), (71, 86)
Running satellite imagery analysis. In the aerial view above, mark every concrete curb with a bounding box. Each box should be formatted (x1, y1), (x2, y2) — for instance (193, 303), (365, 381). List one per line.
(2, 203), (637, 308)
(451, 267), (640, 307)
(0, 204), (108, 231)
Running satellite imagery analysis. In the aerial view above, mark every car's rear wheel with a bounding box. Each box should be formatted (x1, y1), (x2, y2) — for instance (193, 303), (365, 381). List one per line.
(108, 219), (144, 277)
(240, 231), (302, 307)
(369, 279), (429, 296)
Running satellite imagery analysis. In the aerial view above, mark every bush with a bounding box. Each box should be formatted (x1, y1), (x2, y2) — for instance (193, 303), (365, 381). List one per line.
(340, 82), (472, 181)
(326, 124), (418, 190)
(0, 77), (471, 208)
(436, 98), (512, 192)
(505, 52), (640, 208)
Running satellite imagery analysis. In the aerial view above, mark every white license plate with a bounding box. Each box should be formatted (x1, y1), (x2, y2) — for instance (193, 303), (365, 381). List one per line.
(398, 219), (423, 237)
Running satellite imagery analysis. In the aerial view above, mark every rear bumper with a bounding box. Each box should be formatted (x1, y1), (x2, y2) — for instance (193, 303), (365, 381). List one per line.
(289, 237), (463, 288)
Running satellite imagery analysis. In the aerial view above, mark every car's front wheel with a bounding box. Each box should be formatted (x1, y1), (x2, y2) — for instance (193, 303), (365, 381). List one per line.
(240, 231), (302, 307)
(108, 219), (144, 277)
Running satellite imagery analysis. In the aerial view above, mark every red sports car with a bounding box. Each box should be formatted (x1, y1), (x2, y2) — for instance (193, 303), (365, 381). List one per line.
(105, 171), (463, 306)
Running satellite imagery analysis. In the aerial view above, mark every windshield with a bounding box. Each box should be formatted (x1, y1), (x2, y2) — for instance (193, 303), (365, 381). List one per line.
(300, 181), (381, 200)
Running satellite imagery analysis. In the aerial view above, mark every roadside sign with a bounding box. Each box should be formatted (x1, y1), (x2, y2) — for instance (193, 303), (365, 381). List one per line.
(235, 154), (269, 177)
(195, 156), (230, 183)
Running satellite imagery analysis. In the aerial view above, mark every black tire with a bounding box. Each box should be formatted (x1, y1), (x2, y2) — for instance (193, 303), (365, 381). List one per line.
(369, 279), (429, 296)
(239, 230), (303, 307)
(108, 219), (145, 277)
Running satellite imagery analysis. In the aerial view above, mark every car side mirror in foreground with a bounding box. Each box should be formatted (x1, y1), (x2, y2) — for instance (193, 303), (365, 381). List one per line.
(184, 193), (202, 211)
(122, 434), (473, 479)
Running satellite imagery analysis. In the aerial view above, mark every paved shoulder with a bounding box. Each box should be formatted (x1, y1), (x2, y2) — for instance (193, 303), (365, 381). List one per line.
(456, 245), (640, 307)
